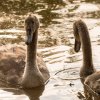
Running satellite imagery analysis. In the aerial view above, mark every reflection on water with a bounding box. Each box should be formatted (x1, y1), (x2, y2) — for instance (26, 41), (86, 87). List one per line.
(1, 86), (44, 100)
(0, 0), (100, 46)
(0, 0), (100, 100)
(0, 0), (66, 14)
(23, 86), (45, 100)
(85, 0), (100, 3)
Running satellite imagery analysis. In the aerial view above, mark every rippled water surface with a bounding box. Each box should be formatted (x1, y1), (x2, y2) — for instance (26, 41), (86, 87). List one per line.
(0, 0), (100, 100)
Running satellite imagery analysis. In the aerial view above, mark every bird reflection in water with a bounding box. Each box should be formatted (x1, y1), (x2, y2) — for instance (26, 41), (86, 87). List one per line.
(22, 86), (45, 100)
(2, 86), (45, 100)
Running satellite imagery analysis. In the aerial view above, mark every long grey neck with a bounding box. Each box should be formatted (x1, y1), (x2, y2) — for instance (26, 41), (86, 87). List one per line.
(26, 30), (38, 68)
(79, 25), (93, 67)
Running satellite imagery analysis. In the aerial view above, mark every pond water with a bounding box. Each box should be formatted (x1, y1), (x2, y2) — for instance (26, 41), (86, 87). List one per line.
(0, 0), (100, 100)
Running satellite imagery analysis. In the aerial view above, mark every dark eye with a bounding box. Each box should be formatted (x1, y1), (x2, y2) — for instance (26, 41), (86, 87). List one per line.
(26, 29), (31, 35)
(31, 20), (34, 24)
(25, 19), (28, 23)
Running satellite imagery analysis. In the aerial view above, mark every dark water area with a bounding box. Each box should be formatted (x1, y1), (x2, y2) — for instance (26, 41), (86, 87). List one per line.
(0, 0), (100, 100)
(0, 0), (100, 46)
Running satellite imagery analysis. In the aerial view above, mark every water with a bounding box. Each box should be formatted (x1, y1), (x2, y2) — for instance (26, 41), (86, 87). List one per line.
(0, 0), (100, 100)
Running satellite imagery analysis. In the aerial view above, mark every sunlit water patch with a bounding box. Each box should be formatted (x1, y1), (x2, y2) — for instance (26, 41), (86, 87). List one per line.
(75, 3), (99, 13)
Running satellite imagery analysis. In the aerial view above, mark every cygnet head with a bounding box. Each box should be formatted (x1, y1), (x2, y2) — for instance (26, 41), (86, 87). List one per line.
(73, 20), (81, 52)
(25, 15), (39, 45)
